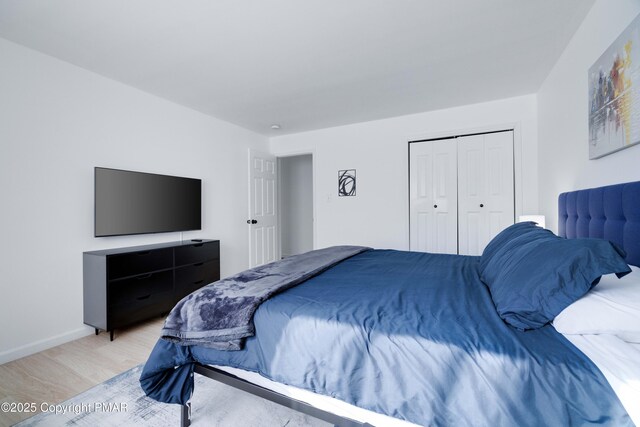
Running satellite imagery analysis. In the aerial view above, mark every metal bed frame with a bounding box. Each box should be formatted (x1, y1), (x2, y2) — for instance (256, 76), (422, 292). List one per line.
(180, 363), (373, 427)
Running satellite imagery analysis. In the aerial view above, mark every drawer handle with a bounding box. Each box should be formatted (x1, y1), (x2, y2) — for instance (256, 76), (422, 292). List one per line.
(137, 251), (151, 256)
(136, 294), (151, 301)
(193, 280), (204, 285)
(193, 262), (204, 267)
(193, 243), (203, 248)
(136, 273), (152, 280)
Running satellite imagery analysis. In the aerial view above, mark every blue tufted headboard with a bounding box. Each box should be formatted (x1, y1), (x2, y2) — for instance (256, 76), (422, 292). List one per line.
(558, 181), (640, 267)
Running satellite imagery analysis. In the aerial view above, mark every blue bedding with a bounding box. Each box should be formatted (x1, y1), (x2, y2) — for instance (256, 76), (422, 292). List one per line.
(141, 249), (633, 426)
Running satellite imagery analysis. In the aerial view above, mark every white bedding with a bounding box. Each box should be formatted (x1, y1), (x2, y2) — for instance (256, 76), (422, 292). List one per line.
(554, 267), (640, 425)
(563, 334), (640, 426)
(554, 266), (640, 343)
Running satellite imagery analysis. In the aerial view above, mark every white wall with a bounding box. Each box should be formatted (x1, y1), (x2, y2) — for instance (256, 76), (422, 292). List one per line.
(270, 95), (538, 250)
(538, 0), (640, 232)
(0, 38), (268, 363)
(279, 155), (313, 257)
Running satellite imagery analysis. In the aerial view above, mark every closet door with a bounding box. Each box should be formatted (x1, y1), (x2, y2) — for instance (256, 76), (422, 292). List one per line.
(409, 140), (457, 254)
(457, 131), (514, 255)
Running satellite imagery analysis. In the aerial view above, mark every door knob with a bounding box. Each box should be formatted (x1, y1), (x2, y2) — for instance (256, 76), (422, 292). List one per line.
(480, 204), (484, 208)
(246, 219), (258, 224)
(434, 204), (438, 208)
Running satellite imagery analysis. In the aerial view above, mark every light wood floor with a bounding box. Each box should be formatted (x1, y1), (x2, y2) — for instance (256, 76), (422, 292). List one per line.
(0, 318), (164, 427)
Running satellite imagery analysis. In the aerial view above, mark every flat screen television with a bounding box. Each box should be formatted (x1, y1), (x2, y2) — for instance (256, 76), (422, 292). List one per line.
(95, 167), (202, 237)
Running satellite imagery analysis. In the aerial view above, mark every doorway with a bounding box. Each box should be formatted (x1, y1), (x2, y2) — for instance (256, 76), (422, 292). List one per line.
(278, 154), (314, 258)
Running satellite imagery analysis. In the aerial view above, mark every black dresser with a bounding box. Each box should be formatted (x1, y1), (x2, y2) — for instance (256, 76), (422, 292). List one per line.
(83, 239), (220, 340)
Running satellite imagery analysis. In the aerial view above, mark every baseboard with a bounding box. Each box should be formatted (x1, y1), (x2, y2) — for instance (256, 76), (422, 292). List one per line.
(0, 327), (93, 365)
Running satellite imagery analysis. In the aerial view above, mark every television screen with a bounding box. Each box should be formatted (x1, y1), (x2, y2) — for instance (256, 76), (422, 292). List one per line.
(95, 167), (201, 237)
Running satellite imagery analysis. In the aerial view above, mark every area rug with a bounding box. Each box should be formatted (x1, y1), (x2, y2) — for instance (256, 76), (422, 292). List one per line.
(15, 365), (330, 426)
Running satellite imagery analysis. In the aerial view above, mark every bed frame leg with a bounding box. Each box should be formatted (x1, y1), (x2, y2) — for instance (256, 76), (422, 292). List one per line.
(180, 402), (191, 427)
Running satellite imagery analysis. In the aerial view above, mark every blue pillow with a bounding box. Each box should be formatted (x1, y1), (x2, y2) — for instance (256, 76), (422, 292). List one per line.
(479, 221), (539, 275)
(480, 226), (631, 330)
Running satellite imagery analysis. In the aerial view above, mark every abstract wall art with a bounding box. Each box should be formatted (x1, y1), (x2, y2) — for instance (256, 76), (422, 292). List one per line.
(338, 169), (356, 196)
(589, 14), (640, 159)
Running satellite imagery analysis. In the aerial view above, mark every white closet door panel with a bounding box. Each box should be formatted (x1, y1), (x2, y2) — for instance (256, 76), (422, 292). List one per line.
(464, 212), (481, 252)
(457, 135), (487, 256)
(458, 132), (514, 255)
(435, 210), (454, 253)
(430, 141), (457, 254)
(484, 131), (515, 243)
(416, 151), (432, 199)
(409, 140), (457, 254)
(415, 212), (430, 252)
(410, 143), (435, 252)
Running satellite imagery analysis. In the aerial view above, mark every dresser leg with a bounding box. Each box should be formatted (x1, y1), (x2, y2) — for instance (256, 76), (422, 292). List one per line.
(95, 328), (99, 335)
(110, 330), (114, 341)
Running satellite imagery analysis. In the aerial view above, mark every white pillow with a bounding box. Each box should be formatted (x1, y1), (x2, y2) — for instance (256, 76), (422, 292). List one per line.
(553, 266), (640, 343)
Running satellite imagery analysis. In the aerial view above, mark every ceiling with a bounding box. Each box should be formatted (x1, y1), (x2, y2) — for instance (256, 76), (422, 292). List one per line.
(0, 1), (595, 136)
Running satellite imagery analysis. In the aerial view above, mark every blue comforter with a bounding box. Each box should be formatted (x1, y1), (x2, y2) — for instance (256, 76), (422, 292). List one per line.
(141, 250), (633, 426)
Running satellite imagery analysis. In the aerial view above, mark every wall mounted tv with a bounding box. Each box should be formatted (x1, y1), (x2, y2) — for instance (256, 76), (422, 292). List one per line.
(95, 167), (202, 237)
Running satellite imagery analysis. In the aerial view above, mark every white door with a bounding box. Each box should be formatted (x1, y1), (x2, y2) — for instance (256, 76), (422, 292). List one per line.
(248, 149), (278, 267)
(457, 131), (514, 255)
(409, 140), (458, 254)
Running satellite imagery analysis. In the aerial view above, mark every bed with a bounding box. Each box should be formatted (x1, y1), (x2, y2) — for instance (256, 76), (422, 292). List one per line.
(141, 181), (640, 426)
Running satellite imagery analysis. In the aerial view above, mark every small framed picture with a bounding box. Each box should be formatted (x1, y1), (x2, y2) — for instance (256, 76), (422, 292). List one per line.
(338, 169), (356, 196)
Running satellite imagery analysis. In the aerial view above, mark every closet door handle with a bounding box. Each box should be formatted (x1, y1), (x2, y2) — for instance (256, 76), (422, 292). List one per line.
(480, 204), (484, 208)
(433, 204), (438, 208)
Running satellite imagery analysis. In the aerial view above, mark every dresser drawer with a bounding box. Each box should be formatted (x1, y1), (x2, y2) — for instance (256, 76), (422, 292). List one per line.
(109, 270), (173, 306)
(107, 248), (173, 280)
(175, 241), (219, 266)
(175, 259), (220, 298)
(108, 291), (174, 329)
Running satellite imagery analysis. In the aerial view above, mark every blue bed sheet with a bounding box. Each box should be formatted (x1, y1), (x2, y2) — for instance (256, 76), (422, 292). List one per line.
(141, 250), (633, 426)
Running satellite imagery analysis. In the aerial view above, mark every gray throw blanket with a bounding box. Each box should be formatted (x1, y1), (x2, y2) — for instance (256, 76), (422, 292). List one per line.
(161, 245), (370, 350)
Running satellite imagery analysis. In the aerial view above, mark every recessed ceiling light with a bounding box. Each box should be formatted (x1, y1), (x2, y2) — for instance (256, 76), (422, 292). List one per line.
(271, 124), (281, 130)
